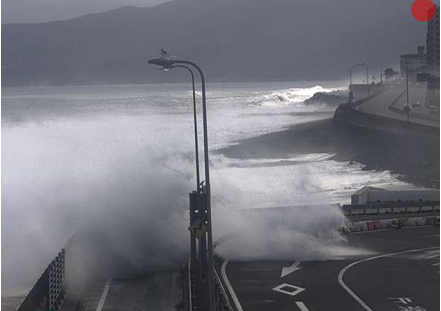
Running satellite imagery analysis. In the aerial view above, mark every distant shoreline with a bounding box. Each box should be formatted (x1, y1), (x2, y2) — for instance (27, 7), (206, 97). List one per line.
(1, 79), (347, 89)
(217, 117), (440, 188)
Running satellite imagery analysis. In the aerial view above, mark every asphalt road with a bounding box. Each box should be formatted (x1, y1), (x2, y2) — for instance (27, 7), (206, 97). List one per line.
(393, 86), (440, 123)
(60, 271), (182, 311)
(220, 226), (440, 311)
(357, 87), (439, 128)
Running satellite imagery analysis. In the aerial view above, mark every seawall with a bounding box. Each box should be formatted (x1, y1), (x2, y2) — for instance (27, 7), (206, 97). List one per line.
(332, 103), (439, 188)
(333, 103), (439, 141)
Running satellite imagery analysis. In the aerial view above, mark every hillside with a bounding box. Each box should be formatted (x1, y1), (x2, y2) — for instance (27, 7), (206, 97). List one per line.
(2, 0), (427, 86)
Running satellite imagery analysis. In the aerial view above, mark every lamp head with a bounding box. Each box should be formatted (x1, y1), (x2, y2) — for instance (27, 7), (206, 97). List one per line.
(148, 57), (176, 69)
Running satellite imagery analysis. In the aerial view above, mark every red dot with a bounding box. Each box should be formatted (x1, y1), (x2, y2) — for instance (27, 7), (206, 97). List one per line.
(411, 0), (436, 21)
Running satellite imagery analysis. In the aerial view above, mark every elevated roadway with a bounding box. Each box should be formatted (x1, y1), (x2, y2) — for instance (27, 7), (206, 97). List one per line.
(220, 226), (440, 311)
(357, 87), (439, 128)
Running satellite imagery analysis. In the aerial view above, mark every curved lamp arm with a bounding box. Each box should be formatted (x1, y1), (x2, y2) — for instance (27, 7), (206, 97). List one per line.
(349, 62), (366, 85)
(168, 64), (201, 189)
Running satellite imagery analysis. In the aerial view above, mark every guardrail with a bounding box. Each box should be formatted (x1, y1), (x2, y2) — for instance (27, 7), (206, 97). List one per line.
(388, 93), (440, 123)
(16, 242), (70, 311)
(213, 266), (233, 311)
(187, 257), (232, 311)
(188, 258), (195, 311)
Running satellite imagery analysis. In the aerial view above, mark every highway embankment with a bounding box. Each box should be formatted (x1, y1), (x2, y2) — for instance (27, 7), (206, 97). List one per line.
(334, 102), (439, 139)
(217, 114), (440, 188)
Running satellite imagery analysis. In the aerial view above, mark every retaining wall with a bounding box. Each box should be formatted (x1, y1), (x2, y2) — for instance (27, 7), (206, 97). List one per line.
(333, 103), (439, 140)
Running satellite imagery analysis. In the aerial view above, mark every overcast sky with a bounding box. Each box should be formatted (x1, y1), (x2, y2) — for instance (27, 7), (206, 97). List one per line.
(2, 0), (169, 23)
(3, 0), (440, 24)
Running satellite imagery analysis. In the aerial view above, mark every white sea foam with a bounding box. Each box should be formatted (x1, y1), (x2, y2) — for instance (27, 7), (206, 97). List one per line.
(1, 82), (407, 292)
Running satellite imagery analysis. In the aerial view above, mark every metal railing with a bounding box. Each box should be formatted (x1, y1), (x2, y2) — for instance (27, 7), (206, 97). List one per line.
(213, 267), (233, 311)
(188, 257), (232, 311)
(188, 258), (195, 311)
(388, 92), (440, 122)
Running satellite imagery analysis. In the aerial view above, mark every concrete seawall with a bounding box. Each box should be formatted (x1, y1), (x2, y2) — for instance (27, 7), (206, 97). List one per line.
(333, 103), (439, 141)
(350, 84), (391, 101)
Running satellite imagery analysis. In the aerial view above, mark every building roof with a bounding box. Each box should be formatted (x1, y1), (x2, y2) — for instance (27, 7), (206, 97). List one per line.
(351, 186), (385, 195)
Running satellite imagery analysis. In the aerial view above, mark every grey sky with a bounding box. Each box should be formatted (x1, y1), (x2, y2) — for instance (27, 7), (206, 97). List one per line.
(2, 0), (168, 23)
(3, 0), (437, 85)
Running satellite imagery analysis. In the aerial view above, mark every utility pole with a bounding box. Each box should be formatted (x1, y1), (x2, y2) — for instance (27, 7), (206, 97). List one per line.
(366, 65), (369, 85)
(349, 62), (365, 85)
(406, 61), (411, 122)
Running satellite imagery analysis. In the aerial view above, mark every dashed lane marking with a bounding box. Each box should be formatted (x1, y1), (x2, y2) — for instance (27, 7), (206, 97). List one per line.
(96, 278), (112, 311)
(295, 301), (310, 311)
(426, 254), (440, 259)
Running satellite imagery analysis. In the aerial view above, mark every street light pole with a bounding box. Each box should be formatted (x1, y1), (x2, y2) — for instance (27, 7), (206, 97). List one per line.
(406, 61), (410, 122)
(366, 65), (369, 85)
(175, 60), (215, 311)
(148, 56), (215, 311)
(380, 66), (383, 84)
(349, 62), (365, 85)
(349, 63), (366, 103)
(169, 65), (200, 189)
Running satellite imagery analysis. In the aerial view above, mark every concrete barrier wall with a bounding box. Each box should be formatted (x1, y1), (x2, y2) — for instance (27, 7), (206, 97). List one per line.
(349, 216), (439, 233)
(333, 103), (439, 140)
(350, 84), (390, 101)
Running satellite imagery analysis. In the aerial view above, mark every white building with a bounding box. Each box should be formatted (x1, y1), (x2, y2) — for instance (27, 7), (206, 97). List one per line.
(351, 186), (440, 205)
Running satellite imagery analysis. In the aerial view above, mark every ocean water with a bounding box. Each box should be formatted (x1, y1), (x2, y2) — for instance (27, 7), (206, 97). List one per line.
(1, 81), (413, 294)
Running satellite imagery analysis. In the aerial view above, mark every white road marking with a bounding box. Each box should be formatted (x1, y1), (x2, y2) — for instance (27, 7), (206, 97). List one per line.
(338, 246), (439, 311)
(432, 262), (439, 266)
(426, 254), (440, 259)
(295, 301), (310, 311)
(281, 261), (301, 278)
(96, 278), (112, 311)
(272, 283), (305, 297)
(389, 297), (412, 304)
(221, 260), (244, 311)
